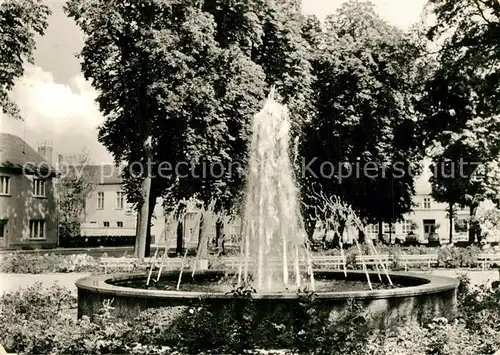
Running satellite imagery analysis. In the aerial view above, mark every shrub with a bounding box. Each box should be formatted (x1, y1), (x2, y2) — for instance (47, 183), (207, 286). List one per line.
(0, 282), (77, 353)
(437, 246), (481, 268)
(367, 318), (500, 355)
(0, 253), (101, 274)
(291, 294), (371, 355)
(1, 269), (500, 354)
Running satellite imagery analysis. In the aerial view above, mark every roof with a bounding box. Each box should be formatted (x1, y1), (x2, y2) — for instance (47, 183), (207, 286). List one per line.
(0, 133), (55, 175)
(77, 164), (124, 185)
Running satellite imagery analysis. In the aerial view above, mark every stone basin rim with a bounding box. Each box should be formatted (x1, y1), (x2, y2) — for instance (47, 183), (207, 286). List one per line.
(76, 270), (459, 300)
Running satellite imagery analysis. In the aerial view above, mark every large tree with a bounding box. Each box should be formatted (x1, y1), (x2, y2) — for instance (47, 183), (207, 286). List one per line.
(0, 0), (50, 119)
(65, 0), (314, 257)
(300, 0), (427, 243)
(422, 0), (500, 243)
(55, 152), (95, 243)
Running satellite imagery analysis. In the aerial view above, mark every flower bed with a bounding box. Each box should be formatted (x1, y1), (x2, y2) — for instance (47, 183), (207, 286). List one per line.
(0, 253), (102, 273)
(0, 276), (499, 354)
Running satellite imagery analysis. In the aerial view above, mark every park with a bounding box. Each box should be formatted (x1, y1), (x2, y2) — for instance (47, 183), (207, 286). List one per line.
(1, 0), (500, 354)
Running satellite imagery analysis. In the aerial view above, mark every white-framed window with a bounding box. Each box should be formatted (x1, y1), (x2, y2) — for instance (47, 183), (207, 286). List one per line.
(116, 191), (124, 209)
(32, 179), (46, 197)
(401, 220), (413, 234)
(103, 221), (110, 227)
(365, 224), (379, 235)
(423, 197), (431, 209)
(97, 192), (104, 209)
(0, 176), (10, 195)
(383, 223), (395, 234)
(29, 220), (45, 239)
(117, 221), (123, 227)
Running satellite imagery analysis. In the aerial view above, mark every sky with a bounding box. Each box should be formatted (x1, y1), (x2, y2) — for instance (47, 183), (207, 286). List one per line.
(0, 0), (428, 165)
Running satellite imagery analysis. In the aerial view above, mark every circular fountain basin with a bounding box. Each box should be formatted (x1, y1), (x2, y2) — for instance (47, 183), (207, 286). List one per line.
(76, 270), (458, 328)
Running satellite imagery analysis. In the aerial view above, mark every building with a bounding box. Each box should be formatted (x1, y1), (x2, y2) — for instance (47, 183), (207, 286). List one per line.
(363, 163), (488, 244)
(80, 164), (165, 240)
(80, 164), (136, 237)
(0, 134), (58, 249)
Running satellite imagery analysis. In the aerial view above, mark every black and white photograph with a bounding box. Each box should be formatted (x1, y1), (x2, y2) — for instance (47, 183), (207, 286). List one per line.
(1, 0), (500, 353)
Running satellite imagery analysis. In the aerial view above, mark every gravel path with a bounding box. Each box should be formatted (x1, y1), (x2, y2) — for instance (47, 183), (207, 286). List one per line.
(0, 273), (91, 295)
(411, 268), (499, 287)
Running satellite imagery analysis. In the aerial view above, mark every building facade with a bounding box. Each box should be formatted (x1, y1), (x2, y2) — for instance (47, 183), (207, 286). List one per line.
(0, 134), (58, 249)
(364, 192), (471, 244)
(80, 164), (165, 240)
(363, 164), (499, 244)
(80, 165), (136, 237)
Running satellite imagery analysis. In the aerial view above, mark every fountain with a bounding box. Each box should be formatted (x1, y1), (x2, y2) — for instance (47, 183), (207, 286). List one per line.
(76, 92), (459, 332)
(239, 88), (314, 292)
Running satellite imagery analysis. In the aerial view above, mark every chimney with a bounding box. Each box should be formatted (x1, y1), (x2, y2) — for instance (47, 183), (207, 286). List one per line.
(37, 141), (46, 160)
(46, 141), (53, 165)
(37, 141), (54, 165)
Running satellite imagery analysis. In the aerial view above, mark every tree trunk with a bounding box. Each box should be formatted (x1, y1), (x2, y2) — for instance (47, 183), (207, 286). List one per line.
(176, 220), (184, 256)
(144, 192), (157, 258)
(134, 210), (141, 255)
(449, 203), (454, 244)
(215, 218), (224, 255)
(358, 229), (365, 244)
(378, 220), (384, 243)
(389, 222), (393, 244)
(334, 220), (346, 248)
(468, 204), (479, 244)
(197, 214), (207, 258)
(135, 145), (152, 260)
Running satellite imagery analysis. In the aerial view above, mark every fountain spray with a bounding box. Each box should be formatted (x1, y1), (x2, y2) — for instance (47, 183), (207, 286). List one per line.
(241, 89), (313, 291)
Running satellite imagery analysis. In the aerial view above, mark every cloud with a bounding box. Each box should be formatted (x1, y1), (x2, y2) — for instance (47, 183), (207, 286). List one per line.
(1, 65), (113, 164)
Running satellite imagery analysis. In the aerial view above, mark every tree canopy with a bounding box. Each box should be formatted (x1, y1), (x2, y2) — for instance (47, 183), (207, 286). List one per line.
(63, 0), (500, 248)
(299, 0), (427, 239)
(0, 0), (50, 119)
(65, 0), (316, 254)
(422, 0), (500, 242)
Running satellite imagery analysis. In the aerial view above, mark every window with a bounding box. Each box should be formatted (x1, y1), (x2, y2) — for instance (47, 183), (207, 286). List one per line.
(103, 221), (110, 227)
(383, 223), (395, 234)
(366, 224), (379, 235)
(0, 220), (7, 238)
(97, 192), (104, 209)
(116, 191), (124, 209)
(423, 197), (431, 209)
(117, 221), (123, 227)
(0, 176), (10, 195)
(90, 221), (97, 224)
(402, 220), (413, 234)
(32, 179), (46, 197)
(29, 220), (45, 239)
